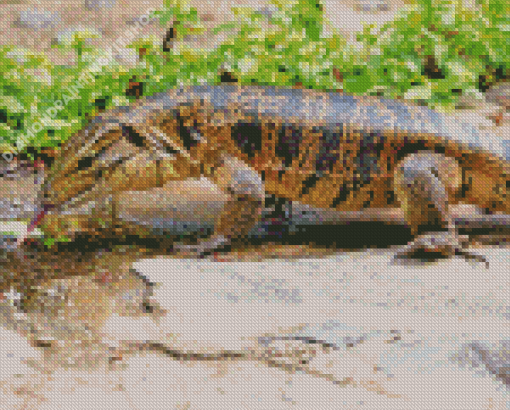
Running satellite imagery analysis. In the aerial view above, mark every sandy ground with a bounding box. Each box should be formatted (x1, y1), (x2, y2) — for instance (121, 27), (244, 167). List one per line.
(1, 0), (509, 409)
(0, 244), (508, 409)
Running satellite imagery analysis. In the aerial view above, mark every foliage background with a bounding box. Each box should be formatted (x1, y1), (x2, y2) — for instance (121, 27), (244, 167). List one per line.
(0, 0), (508, 154)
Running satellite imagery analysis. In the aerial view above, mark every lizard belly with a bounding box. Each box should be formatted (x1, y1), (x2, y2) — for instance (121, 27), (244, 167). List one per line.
(115, 178), (228, 237)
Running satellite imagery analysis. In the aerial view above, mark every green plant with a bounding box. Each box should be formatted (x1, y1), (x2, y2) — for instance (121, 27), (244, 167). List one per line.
(0, 0), (507, 153)
(356, 0), (509, 108)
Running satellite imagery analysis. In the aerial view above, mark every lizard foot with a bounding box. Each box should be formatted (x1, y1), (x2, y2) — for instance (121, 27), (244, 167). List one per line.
(173, 234), (231, 258)
(394, 232), (489, 268)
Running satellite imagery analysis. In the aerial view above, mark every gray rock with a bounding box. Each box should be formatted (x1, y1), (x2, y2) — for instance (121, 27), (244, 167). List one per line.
(454, 341), (510, 387)
(0, 161), (42, 223)
(256, 5), (279, 19)
(353, 0), (390, 13)
(84, 0), (116, 11)
(15, 9), (60, 30)
(485, 83), (510, 110)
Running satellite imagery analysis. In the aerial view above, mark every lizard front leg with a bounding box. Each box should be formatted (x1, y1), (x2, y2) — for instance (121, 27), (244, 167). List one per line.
(393, 152), (488, 267)
(173, 154), (265, 256)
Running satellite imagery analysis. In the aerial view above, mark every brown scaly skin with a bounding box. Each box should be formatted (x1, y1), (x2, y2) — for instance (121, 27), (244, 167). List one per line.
(33, 85), (510, 265)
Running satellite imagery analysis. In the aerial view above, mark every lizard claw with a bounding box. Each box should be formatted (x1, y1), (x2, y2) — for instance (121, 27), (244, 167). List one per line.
(394, 232), (489, 268)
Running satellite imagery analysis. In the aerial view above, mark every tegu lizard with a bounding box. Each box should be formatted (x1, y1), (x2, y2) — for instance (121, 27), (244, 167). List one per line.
(31, 85), (510, 263)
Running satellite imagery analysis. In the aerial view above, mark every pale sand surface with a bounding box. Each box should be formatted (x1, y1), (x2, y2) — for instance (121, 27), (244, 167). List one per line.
(1, 0), (509, 408)
(0, 246), (508, 409)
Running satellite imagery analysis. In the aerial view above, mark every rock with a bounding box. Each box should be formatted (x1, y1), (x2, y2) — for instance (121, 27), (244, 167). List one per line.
(15, 8), (60, 30)
(453, 341), (510, 387)
(84, 0), (117, 11)
(485, 82), (510, 110)
(0, 161), (43, 223)
(256, 5), (279, 19)
(353, 0), (390, 13)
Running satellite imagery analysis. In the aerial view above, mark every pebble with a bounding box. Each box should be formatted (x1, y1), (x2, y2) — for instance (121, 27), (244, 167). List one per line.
(353, 0), (390, 13)
(16, 8), (60, 30)
(485, 82), (510, 110)
(84, 0), (117, 11)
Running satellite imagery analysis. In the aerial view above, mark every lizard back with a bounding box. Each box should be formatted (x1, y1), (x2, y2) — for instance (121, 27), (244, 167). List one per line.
(46, 85), (510, 215)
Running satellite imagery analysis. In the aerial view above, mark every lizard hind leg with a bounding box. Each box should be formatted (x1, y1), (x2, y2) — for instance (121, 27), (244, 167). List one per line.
(393, 152), (488, 267)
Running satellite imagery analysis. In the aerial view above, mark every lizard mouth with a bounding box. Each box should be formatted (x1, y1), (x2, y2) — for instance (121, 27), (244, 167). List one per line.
(27, 204), (54, 233)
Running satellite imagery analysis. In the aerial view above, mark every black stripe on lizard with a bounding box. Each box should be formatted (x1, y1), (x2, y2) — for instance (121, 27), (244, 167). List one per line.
(299, 127), (343, 197)
(327, 130), (385, 209)
(276, 124), (303, 173)
(231, 121), (264, 159)
(176, 112), (202, 151)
